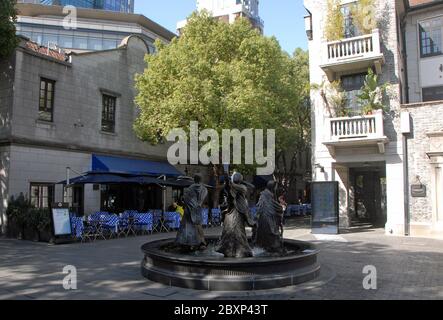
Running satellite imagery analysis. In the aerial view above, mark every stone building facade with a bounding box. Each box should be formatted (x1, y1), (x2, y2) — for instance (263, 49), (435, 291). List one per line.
(305, 0), (443, 237)
(0, 35), (196, 234)
(401, 101), (443, 235)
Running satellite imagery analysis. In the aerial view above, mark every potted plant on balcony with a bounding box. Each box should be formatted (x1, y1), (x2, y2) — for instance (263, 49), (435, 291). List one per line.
(324, 0), (344, 41)
(351, 0), (377, 35)
(357, 69), (388, 116)
(312, 80), (349, 118)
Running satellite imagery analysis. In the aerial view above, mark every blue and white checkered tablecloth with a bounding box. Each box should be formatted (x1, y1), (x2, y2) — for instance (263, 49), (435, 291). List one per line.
(102, 214), (119, 233)
(201, 209), (209, 226)
(164, 212), (181, 229)
(134, 213), (154, 232)
(211, 208), (221, 224)
(71, 216), (84, 239)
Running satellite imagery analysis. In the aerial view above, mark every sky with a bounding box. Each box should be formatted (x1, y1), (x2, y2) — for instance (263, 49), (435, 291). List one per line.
(134, 0), (308, 55)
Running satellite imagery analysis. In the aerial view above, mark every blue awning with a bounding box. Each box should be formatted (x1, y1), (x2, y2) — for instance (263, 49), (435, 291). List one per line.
(92, 155), (183, 178)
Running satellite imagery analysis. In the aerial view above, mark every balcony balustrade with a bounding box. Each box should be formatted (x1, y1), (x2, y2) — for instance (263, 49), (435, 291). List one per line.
(320, 29), (384, 81)
(323, 111), (389, 156)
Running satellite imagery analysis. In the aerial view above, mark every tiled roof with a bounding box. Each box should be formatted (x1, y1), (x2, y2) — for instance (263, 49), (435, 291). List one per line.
(408, 0), (442, 7)
(24, 41), (68, 62)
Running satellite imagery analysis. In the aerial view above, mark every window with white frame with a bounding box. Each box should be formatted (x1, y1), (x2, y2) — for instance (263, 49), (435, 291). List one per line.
(30, 183), (55, 209)
(419, 17), (443, 58)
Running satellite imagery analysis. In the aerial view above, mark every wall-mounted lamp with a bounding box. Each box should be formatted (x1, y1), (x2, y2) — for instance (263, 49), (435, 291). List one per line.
(304, 13), (313, 41)
(314, 164), (325, 173)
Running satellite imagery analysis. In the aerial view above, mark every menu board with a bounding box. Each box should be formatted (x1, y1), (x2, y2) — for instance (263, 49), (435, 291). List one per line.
(311, 182), (339, 234)
(51, 203), (72, 237)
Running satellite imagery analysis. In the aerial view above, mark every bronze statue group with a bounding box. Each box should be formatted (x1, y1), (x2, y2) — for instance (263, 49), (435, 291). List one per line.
(175, 172), (285, 258)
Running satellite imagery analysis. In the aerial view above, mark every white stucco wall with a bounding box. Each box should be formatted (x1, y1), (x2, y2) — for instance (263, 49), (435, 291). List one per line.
(304, 0), (407, 234)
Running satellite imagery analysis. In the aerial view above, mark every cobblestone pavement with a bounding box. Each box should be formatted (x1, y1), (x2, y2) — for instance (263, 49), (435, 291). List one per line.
(0, 222), (442, 300)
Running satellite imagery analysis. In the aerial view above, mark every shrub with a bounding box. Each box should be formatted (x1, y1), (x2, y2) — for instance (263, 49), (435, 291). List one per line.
(28, 208), (52, 241)
(6, 193), (32, 238)
(6, 194), (52, 241)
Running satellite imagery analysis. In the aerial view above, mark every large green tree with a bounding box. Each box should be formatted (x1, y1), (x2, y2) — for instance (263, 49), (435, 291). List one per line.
(0, 0), (19, 58)
(274, 48), (311, 199)
(135, 12), (310, 198)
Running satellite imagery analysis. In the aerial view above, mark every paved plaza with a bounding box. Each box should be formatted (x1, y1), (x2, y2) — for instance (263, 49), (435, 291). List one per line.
(0, 222), (442, 300)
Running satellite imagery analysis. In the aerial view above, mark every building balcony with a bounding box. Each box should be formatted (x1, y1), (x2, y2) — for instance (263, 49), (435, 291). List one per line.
(320, 29), (385, 81)
(323, 111), (389, 156)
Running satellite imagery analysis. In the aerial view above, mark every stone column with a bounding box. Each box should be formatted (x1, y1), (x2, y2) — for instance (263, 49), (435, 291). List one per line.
(333, 164), (351, 229)
(385, 160), (406, 235)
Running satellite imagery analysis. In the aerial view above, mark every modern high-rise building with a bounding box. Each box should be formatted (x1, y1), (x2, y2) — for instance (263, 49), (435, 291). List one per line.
(14, 2), (175, 53)
(177, 0), (264, 34)
(18, 0), (135, 13)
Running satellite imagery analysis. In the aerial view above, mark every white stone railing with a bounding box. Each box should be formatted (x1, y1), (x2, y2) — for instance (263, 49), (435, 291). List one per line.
(326, 111), (384, 141)
(324, 29), (381, 64)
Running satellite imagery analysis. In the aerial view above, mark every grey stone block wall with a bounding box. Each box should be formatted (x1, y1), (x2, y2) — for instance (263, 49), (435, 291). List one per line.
(0, 52), (15, 234)
(0, 35), (185, 228)
(11, 36), (170, 159)
(0, 52), (14, 139)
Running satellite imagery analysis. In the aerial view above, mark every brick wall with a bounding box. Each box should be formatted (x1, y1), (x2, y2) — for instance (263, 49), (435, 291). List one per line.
(402, 101), (443, 223)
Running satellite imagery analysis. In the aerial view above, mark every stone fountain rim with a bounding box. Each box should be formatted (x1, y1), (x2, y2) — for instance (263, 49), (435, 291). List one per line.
(141, 236), (320, 267)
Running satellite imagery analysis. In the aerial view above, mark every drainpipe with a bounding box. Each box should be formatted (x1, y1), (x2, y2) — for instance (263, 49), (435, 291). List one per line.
(401, 112), (411, 236)
(402, 134), (410, 236)
(401, 1), (411, 235)
(401, 16), (410, 104)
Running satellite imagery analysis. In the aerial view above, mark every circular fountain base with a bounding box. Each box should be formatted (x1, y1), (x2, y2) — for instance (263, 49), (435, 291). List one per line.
(141, 237), (320, 291)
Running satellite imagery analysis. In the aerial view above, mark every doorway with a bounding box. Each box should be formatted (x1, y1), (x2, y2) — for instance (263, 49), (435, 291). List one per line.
(72, 186), (84, 216)
(64, 185), (84, 216)
(350, 165), (387, 227)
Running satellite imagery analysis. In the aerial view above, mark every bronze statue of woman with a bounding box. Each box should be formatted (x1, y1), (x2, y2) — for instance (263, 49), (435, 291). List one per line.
(217, 172), (256, 258)
(254, 180), (284, 253)
(175, 175), (208, 251)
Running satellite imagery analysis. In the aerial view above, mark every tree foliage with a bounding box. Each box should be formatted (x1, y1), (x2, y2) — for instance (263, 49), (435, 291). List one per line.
(135, 12), (311, 190)
(0, 0), (19, 58)
(273, 48), (311, 196)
